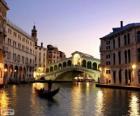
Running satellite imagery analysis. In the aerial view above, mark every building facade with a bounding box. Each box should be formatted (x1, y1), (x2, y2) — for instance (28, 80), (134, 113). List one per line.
(3, 20), (36, 83)
(100, 21), (140, 86)
(47, 45), (66, 64)
(0, 0), (9, 85)
(35, 42), (47, 72)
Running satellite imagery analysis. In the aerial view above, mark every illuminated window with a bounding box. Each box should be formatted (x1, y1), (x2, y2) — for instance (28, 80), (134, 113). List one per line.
(72, 53), (81, 65)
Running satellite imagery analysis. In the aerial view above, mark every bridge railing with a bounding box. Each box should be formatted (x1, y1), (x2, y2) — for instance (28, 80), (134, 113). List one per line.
(46, 65), (99, 75)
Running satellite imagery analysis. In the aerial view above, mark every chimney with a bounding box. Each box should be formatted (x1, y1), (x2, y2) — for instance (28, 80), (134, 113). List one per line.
(120, 21), (123, 28)
(41, 42), (43, 47)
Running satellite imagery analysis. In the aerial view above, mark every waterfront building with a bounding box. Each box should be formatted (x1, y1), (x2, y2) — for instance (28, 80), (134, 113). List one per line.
(47, 45), (66, 64)
(3, 21), (36, 83)
(35, 42), (48, 74)
(100, 21), (140, 86)
(0, 0), (9, 85)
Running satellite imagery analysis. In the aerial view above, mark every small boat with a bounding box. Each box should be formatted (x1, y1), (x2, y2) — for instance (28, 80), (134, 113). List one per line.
(35, 88), (60, 99)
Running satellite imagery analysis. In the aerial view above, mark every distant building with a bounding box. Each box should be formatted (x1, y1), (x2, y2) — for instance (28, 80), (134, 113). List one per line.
(100, 21), (140, 86)
(0, 0), (9, 85)
(47, 45), (66, 64)
(35, 42), (47, 71)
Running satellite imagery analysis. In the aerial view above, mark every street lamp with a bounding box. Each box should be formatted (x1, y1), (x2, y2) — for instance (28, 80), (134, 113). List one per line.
(4, 68), (7, 72)
(132, 64), (136, 70)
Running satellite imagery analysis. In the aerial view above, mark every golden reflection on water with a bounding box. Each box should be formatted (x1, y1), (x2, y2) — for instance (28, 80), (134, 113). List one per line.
(0, 90), (9, 109)
(71, 83), (82, 116)
(85, 82), (90, 96)
(32, 83), (44, 90)
(96, 90), (104, 116)
(129, 93), (139, 116)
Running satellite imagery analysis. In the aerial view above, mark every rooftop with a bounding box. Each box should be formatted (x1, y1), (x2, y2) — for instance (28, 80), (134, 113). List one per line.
(100, 22), (140, 39)
(7, 19), (34, 40)
(1, 0), (9, 10)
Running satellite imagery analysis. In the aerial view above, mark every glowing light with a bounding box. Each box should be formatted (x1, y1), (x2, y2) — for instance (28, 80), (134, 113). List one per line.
(33, 83), (44, 90)
(72, 53), (81, 66)
(99, 67), (102, 72)
(4, 68), (7, 72)
(14, 70), (17, 72)
(132, 64), (136, 70)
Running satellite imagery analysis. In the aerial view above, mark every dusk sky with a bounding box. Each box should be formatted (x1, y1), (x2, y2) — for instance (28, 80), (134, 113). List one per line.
(6, 0), (140, 58)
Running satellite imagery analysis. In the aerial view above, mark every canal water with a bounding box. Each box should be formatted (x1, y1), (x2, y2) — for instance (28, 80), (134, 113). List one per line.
(0, 83), (140, 116)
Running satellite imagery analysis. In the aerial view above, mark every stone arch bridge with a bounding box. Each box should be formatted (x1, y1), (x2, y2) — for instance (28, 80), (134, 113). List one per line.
(39, 51), (100, 82)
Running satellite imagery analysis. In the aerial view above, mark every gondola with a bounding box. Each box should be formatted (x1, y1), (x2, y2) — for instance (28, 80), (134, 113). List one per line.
(35, 88), (60, 99)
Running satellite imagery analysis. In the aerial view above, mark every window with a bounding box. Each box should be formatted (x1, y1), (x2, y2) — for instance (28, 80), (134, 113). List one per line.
(118, 51), (121, 64)
(106, 41), (110, 45)
(22, 56), (24, 64)
(8, 38), (11, 45)
(106, 70), (110, 74)
(124, 35), (127, 45)
(113, 71), (116, 83)
(13, 32), (17, 37)
(106, 46), (110, 50)
(8, 28), (12, 34)
(127, 33), (130, 44)
(137, 31), (140, 43)
(106, 54), (110, 59)
(13, 53), (16, 62)
(7, 52), (11, 60)
(106, 61), (110, 65)
(113, 39), (115, 49)
(18, 43), (21, 49)
(128, 49), (131, 63)
(113, 53), (116, 65)
(13, 41), (16, 47)
(118, 37), (120, 47)
(22, 45), (25, 51)
(137, 48), (140, 62)
(124, 50), (127, 64)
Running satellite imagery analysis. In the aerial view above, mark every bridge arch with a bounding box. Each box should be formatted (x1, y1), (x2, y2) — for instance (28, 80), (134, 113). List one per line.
(87, 61), (92, 69)
(58, 63), (62, 70)
(54, 65), (57, 71)
(82, 59), (86, 67)
(67, 60), (72, 66)
(54, 68), (99, 82)
(63, 62), (67, 68)
(50, 66), (53, 72)
(93, 62), (97, 70)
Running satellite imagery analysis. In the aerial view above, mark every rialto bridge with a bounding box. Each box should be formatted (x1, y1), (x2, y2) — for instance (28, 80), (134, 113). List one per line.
(35, 51), (100, 82)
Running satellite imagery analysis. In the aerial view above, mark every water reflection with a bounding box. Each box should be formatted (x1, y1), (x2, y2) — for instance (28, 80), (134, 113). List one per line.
(32, 83), (44, 90)
(96, 90), (104, 116)
(0, 90), (9, 109)
(71, 82), (82, 116)
(129, 93), (140, 116)
(0, 83), (140, 116)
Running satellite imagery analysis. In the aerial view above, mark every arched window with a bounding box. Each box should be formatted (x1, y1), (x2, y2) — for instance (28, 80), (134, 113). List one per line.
(50, 67), (53, 72)
(54, 65), (57, 70)
(59, 63), (62, 70)
(87, 61), (92, 69)
(82, 60), (86, 67)
(67, 60), (72, 66)
(63, 62), (66, 68)
(93, 62), (97, 70)
(72, 53), (81, 65)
